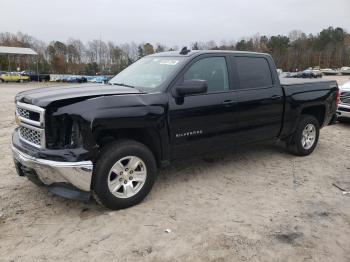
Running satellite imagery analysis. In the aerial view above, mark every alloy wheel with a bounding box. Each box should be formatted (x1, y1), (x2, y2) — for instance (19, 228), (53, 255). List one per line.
(301, 124), (316, 150)
(107, 156), (147, 199)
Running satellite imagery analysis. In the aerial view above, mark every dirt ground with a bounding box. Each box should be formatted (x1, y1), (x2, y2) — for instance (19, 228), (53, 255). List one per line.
(0, 76), (350, 262)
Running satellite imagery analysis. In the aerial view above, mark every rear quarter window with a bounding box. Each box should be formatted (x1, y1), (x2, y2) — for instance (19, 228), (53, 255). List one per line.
(235, 57), (273, 89)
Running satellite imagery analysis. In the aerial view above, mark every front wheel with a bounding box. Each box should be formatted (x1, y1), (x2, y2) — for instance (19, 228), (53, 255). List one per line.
(92, 140), (157, 210)
(287, 115), (320, 156)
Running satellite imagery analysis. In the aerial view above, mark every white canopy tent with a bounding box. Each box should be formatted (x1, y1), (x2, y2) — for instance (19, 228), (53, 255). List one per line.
(0, 46), (38, 56)
(0, 46), (39, 81)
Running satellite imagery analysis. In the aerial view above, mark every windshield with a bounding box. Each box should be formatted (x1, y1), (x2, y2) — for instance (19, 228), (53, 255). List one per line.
(109, 56), (185, 92)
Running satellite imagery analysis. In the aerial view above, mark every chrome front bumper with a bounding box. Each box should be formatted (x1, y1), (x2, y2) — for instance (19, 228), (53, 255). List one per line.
(12, 146), (93, 192)
(337, 104), (350, 118)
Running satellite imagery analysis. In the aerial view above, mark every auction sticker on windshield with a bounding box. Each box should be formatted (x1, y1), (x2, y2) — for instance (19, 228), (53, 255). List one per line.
(156, 59), (179, 65)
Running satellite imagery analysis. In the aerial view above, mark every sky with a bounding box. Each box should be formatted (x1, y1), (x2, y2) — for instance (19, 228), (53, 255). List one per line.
(0, 0), (349, 46)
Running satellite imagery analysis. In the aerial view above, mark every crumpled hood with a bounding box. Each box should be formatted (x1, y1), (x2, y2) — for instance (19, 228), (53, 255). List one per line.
(15, 83), (141, 107)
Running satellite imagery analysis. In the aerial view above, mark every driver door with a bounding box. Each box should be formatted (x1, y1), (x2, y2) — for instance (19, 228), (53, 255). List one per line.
(168, 55), (238, 159)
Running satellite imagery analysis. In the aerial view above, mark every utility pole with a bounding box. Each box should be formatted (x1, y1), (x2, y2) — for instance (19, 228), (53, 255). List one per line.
(99, 34), (102, 74)
(36, 56), (39, 83)
(8, 54), (11, 72)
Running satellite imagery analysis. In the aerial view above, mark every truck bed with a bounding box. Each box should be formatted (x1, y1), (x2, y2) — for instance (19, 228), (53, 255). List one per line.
(280, 77), (336, 86)
(279, 77), (338, 138)
(280, 77), (337, 97)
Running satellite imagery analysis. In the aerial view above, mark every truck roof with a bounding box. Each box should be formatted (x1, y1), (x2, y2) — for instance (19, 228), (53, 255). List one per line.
(150, 50), (270, 57)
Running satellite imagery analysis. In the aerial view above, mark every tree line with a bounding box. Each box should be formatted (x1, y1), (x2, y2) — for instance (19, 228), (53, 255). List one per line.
(0, 26), (349, 75)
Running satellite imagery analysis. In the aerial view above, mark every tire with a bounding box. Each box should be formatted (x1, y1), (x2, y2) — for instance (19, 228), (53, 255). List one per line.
(338, 117), (350, 123)
(287, 115), (320, 156)
(92, 140), (157, 210)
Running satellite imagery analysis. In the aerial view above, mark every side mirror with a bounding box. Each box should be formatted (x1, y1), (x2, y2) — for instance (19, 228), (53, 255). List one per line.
(174, 80), (208, 97)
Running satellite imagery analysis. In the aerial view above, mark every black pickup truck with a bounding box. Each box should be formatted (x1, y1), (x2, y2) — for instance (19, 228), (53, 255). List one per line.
(12, 50), (339, 209)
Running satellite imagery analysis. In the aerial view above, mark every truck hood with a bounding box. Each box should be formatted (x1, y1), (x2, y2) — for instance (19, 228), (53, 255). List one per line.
(15, 84), (141, 107)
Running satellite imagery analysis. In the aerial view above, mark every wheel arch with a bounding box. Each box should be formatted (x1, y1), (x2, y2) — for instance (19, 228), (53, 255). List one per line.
(301, 105), (326, 127)
(95, 128), (163, 167)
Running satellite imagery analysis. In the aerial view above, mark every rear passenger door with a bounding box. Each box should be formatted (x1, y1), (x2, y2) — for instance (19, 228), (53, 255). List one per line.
(230, 55), (284, 144)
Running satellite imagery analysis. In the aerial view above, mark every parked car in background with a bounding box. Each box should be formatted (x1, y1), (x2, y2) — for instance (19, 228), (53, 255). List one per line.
(279, 72), (291, 78)
(87, 76), (97, 82)
(77, 76), (88, 83)
(321, 68), (339, 75)
(298, 69), (322, 78)
(64, 76), (87, 83)
(340, 67), (350, 75)
(49, 74), (60, 82)
(50, 74), (92, 83)
(31, 74), (50, 82)
(90, 76), (109, 83)
(61, 75), (71, 82)
(289, 72), (299, 78)
(86, 76), (95, 82)
(337, 80), (350, 121)
(23, 72), (50, 82)
(298, 69), (314, 78)
(52, 74), (70, 82)
(75, 76), (87, 83)
(63, 76), (75, 83)
(0, 72), (29, 82)
(312, 68), (323, 78)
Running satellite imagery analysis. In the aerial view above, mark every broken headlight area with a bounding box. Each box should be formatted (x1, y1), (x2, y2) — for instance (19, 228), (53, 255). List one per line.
(46, 114), (84, 149)
(70, 121), (84, 147)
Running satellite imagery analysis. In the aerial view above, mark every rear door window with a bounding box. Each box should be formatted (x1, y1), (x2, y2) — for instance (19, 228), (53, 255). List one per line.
(235, 57), (273, 89)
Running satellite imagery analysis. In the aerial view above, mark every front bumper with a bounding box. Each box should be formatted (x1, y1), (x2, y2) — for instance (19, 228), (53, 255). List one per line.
(337, 104), (350, 118)
(12, 146), (93, 192)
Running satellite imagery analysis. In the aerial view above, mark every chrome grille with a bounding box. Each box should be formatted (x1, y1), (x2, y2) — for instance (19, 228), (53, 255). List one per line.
(19, 126), (42, 147)
(16, 102), (45, 148)
(16, 102), (44, 127)
(17, 107), (30, 119)
(340, 91), (350, 105)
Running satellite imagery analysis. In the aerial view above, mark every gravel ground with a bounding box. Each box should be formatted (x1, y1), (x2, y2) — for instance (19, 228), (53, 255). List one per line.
(0, 76), (349, 262)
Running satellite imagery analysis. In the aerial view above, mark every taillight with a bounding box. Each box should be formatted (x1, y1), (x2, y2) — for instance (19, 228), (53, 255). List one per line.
(336, 89), (340, 108)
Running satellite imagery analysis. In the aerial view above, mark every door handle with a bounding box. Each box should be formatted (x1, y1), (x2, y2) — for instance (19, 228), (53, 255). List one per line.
(222, 100), (235, 106)
(271, 95), (281, 100)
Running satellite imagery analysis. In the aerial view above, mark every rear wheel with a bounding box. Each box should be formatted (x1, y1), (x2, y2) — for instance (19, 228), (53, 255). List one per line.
(92, 140), (157, 210)
(287, 115), (320, 156)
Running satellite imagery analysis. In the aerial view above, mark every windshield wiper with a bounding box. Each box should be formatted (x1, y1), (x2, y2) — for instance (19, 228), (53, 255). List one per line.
(111, 82), (136, 88)
(111, 82), (146, 92)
